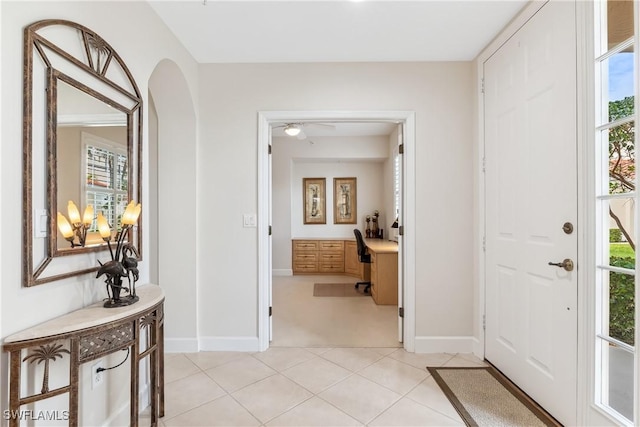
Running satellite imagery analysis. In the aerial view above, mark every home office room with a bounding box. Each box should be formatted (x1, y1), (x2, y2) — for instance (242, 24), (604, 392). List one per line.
(270, 121), (403, 348)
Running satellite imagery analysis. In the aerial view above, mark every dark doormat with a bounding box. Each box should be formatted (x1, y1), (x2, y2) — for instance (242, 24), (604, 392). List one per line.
(313, 283), (368, 297)
(427, 366), (562, 427)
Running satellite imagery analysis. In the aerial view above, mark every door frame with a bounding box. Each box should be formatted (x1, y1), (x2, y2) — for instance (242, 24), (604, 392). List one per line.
(257, 110), (416, 352)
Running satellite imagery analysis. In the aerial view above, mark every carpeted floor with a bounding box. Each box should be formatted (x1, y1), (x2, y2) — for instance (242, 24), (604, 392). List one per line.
(313, 282), (368, 297)
(427, 366), (561, 427)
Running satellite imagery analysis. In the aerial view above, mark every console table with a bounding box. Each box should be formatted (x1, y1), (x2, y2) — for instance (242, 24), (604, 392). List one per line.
(3, 284), (165, 427)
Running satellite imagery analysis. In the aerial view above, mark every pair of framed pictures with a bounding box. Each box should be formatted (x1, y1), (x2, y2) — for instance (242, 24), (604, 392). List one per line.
(303, 177), (356, 225)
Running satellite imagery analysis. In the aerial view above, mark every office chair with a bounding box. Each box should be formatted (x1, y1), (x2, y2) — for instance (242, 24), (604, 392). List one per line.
(353, 229), (372, 293)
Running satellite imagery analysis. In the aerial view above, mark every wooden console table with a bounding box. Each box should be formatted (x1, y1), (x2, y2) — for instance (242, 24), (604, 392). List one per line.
(3, 284), (165, 427)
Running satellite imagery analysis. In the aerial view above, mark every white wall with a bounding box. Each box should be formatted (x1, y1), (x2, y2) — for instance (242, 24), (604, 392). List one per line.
(271, 134), (390, 273)
(197, 62), (474, 348)
(291, 161), (386, 238)
(0, 1), (199, 423)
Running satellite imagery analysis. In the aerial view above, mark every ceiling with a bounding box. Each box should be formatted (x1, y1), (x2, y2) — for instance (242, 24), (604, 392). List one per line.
(148, 0), (529, 64)
(148, 0), (530, 137)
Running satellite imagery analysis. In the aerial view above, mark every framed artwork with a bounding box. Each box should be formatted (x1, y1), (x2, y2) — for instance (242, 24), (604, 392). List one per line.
(333, 177), (357, 224)
(303, 178), (326, 224)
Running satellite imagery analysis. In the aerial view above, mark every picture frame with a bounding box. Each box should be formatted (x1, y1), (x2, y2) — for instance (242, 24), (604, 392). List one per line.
(303, 178), (326, 224)
(333, 177), (357, 224)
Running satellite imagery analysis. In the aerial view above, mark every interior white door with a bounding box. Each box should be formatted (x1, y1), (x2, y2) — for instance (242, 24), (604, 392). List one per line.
(268, 131), (273, 341)
(484, 1), (577, 425)
(397, 124), (404, 342)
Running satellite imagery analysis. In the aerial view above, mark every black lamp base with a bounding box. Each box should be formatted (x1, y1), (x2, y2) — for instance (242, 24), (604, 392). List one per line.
(103, 295), (139, 308)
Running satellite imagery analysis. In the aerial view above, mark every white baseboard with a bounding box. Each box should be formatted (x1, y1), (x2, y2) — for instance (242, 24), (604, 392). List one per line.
(472, 336), (484, 360)
(199, 336), (261, 352)
(272, 269), (292, 276)
(414, 336), (476, 354)
(163, 337), (199, 353)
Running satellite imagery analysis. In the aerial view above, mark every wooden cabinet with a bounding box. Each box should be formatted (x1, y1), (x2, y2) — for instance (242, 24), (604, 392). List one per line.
(292, 238), (397, 305)
(292, 240), (319, 273)
(319, 240), (344, 273)
(366, 240), (398, 305)
(292, 240), (344, 274)
(344, 240), (363, 278)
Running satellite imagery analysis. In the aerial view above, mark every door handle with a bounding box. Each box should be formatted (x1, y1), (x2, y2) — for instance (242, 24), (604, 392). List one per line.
(548, 259), (574, 272)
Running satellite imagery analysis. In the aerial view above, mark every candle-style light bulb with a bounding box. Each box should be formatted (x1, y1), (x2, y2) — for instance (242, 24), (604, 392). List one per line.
(97, 213), (112, 239)
(57, 213), (74, 238)
(121, 200), (137, 225)
(130, 203), (142, 224)
(82, 205), (94, 226)
(67, 201), (81, 224)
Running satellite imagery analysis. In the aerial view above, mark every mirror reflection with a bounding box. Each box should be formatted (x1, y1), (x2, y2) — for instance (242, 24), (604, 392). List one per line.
(23, 20), (142, 287)
(56, 80), (128, 251)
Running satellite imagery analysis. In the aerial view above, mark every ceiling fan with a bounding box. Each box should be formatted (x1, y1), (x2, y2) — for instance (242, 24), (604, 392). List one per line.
(273, 122), (336, 140)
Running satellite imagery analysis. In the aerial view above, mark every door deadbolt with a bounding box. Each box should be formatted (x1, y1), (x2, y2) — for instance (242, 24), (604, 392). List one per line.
(548, 259), (574, 272)
(562, 222), (574, 234)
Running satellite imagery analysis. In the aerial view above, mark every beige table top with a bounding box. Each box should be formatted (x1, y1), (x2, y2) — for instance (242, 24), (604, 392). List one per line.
(4, 284), (164, 345)
(364, 239), (399, 254)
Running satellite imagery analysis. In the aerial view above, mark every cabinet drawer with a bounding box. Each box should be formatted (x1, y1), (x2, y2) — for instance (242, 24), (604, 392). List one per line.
(293, 240), (319, 251)
(319, 261), (344, 273)
(294, 253), (318, 262)
(293, 262), (318, 273)
(319, 241), (344, 252)
(319, 252), (342, 262)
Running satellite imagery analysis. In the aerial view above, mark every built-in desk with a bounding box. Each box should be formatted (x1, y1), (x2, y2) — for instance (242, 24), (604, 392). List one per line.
(292, 237), (398, 305)
(3, 284), (164, 427)
(365, 239), (399, 305)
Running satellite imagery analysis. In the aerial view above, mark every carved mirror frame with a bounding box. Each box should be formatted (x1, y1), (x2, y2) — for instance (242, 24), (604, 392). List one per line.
(23, 20), (142, 286)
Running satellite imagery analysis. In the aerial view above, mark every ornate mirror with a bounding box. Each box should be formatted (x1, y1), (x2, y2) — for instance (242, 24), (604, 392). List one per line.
(23, 20), (142, 286)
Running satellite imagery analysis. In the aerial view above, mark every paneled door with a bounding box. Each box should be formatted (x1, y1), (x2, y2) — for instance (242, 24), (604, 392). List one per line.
(484, 1), (578, 425)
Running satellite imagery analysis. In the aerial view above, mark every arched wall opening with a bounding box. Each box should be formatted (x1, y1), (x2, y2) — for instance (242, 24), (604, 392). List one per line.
(148, 59), (198, 351)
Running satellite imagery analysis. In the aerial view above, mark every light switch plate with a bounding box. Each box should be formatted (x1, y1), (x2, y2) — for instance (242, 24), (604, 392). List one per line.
(243, 214), (257, 228)
(34, 209), (47, 238)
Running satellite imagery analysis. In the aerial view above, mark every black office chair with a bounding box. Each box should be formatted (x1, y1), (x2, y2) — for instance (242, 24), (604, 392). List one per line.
(353, 229), (372, 293)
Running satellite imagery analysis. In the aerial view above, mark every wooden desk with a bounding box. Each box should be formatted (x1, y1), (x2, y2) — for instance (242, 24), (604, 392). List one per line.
(365, 239), (399, 305)
(3, 284), (165, 427)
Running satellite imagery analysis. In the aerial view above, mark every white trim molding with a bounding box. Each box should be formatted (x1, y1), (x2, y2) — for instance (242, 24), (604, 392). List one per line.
(162, 338), (199, 353)
(199, 336), (261, 352)
(272, 269), (292, 276)
(414, 336), (478, 354)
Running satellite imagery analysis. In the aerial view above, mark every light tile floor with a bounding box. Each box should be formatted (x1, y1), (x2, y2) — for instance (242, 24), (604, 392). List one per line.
(155, 274), (487, 426)
(159, 349), (487, 426)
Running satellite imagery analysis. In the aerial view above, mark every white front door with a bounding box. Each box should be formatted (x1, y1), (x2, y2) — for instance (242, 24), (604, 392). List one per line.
(484, 1), (578, 425)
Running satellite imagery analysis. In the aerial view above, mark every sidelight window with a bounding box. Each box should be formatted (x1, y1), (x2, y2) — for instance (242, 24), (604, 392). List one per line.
(594, 0), (637, 423)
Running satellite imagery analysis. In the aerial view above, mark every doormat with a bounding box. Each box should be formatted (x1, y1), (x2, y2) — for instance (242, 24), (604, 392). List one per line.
(427, 366), (561, 427)
(313, 283), (368, 297)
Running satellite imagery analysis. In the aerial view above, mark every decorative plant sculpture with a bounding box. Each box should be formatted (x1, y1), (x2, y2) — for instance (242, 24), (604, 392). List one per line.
(96, 201), (141, 308)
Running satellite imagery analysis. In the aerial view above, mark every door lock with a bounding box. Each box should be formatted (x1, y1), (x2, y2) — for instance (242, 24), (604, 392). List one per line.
(548, 259), (574, 272)
(562, 222), (573, 234)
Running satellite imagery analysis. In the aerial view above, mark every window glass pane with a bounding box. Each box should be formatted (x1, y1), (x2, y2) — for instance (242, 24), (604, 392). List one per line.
(598, 338), (635, 420)
(606, 0), (634, 49)
(606, 121), (635, 194)
(89, 191), (115, 228)
(604, 51), (635, 108)
(608, 197), (636, 268)
(86, 146), (115, 189)
(116, 153), (128, 192)
(606, 271), (635, 346)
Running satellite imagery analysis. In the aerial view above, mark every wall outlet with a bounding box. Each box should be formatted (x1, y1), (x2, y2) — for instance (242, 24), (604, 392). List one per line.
(91, 361), (104, 389)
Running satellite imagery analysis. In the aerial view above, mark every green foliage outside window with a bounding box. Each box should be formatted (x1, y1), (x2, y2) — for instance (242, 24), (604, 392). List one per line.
(609, 256), (635, 346)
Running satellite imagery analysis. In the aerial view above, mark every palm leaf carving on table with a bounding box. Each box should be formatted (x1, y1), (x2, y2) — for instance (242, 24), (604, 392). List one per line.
(23, 343), (71, 394)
